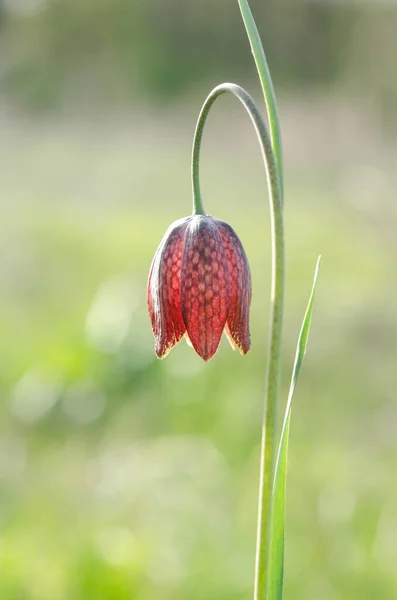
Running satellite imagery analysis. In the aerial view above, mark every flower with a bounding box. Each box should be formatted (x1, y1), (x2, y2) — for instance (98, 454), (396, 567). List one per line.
(147, 214), (251, 361)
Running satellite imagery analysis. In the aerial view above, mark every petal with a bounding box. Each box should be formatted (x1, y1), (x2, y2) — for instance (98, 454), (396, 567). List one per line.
(180, 215), (229, 361)
(147, 217), (190, 358)
(213, 219), (251, 354)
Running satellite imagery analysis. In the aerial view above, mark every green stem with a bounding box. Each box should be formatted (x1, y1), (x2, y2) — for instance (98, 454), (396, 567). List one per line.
(192, 143), (206, 215)
(237, 0), (283, 198)
(191, 82), (284, 600)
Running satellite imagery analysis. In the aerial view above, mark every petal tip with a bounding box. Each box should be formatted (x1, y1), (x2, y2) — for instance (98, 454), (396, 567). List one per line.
(239, 345), (250, 356)
(224, 323), (250, 356)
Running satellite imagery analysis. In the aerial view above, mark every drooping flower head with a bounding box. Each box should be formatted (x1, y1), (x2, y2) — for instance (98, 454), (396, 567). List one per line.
(148, 214), (251, 361)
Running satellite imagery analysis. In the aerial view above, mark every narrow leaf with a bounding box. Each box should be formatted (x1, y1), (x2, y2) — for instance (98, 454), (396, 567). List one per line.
(267, 256), (321, 600)
(237, 0), (283, 194)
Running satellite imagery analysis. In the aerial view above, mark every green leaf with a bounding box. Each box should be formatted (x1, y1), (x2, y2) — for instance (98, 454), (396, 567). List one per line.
(267, 256), (321, 600)
(237, 0), (283, 195)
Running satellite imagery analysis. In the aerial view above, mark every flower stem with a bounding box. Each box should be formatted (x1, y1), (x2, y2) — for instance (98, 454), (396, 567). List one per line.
(191, 82), (284, 600)
(192, 128), (206, 215)
(237, 3), (285, 596)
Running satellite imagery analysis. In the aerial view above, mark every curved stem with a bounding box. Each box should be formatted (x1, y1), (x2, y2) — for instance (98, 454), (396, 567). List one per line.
(191, 82), (284, 600)
(192, 153), (206, 215)
(237, 0), (283, 198)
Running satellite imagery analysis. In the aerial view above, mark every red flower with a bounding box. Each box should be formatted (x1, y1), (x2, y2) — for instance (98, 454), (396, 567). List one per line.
(148, 214), (251, 361)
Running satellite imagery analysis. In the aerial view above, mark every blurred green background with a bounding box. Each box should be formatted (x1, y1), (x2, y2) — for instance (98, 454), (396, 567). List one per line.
(1, 0), (397, 598)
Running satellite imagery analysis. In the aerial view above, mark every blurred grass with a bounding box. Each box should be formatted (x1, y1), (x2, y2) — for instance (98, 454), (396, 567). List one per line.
(1, 110), (397, 600)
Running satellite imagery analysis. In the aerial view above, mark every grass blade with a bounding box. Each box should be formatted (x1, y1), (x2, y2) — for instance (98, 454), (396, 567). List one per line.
(267, 256), (321, 600)
(237, 0), (283, 194)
